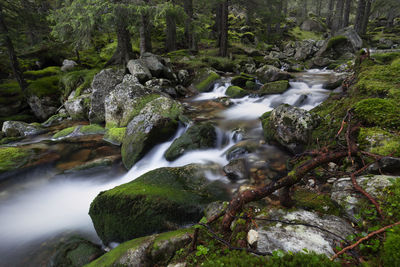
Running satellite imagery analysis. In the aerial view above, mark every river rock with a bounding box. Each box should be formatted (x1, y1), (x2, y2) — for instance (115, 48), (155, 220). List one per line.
(258, 80), (289, 96)
(254, 209), (354, 256)
(64, 94), (91, 120)
(262, 104), (319, 153)
(331, 175), (399, 223)
(89, 164), (229, 244)
(48, 236), (104, 267)
(140, 52), (175, 80)
(192, 68), (221, 92)
(52, 124), (105, 140)
(127, 59), (152, 83)
(336, 27), (363, 51)
(61, 59), (78, 72)
(255, 65), (291, 83)
(177, 69), (190, 86)
(225, 140), (260, 160)
(121, 96), (183, 169)
(164, 122), (217, 161)
(89, 68), (124, 124)
(225, 86), (248, 98)
(86, 229), (192, 267)
(223, 158), (248, 180)
(2, 121), (45, 137)
(294, 40), (319, 61)
(105, 75), (155, 128)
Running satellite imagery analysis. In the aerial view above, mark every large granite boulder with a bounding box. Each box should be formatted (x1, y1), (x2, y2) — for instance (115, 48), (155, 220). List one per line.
(89, 69), (124, 124)
(261, 104), (319, 153)
(140, 52), (175, 80)
(192, 68), (221, 92)
(127, 59), (152, 83)
(2, 121), (45, 137)
(104, 74), (155, 128)
(164, 122), (217, 161)
(121, 96), (183, 169)
(64, 94), (91, 120)
(255, 65), (291, 83)
(89, 164), (229, 244)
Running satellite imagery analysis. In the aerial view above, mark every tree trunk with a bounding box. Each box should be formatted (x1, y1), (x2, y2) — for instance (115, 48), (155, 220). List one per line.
(332, 0), (345, 33)
(106, 23), (134, 66)
(327, 0), (335, 27)
(386, 9), (395, 27)
(283, 0), (288, 15)
(361, 0), (371, 35)
(140, 10), (152, 55)
(301, 0), (308, 20)
(355, 0), (366, 34)
(166, 7), (177, 52)
(0, 4), (27, 92)
(184, 0), (196, 50)
(316, 0), (323, 16)
(215, 3), (223, 48)
(219, 0), (228, 57)
(343, 0), (352, 27)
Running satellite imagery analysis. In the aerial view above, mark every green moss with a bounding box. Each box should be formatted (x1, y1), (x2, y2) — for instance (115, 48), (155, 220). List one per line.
(194, 70), (221, 92)
(24, 66), (61, 79)
(358, 127), (400, 157)
(60, 68), (100, 98)
(326, 35), (348, 50)
(293, 189), (340, 216)
(354, 98), (400, 129)
(383, 227), (400, 267)
(103, 127), (126, 146)
(121, 94), (161, 127)
(259, 80), (289, 95)
(200, 56), (235, 72)
(290, 26), (323, 41)
(225, 86), (248, 98)
(26, 75), (61, 97)
(0, 147), (31, 173)
(371, 52), (400, 64)
(80, 124), (105, 135)
(52, 126), (77, 139)
(231, 74), (255, 88)
(0, 81), (21, 96)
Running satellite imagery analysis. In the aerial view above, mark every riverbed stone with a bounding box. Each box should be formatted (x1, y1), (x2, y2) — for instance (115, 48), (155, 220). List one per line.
(225, 86), (248, 98)
(104, 74), (155, 128)
(331, 175), (399, 223)
(89, 68), (125, 124)
(261, 104), (319, 153)
(223, 158), (248, 180)
(86, 229), (193, 267)
(254, 209), (354, 256)
(258, 80), (289, 95)
(255, 65), (291, 83)
(121, 96), (183, 169)
(164, 122), (217, 161)
(192, 69), (221, 92)
(89, 164), (229, 244)
(2, 120), (45, 137)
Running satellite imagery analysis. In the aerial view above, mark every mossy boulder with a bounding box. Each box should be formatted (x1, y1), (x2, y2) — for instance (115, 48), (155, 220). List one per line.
(164, 122), (217, 161)
(358, 127), (400, 157)
(192, 69), (221, 92)
(0, 147), (33, 174)
(121, 96), (183, 169)
(225, 86), (248, 98)
(231, 73), (256, 88)
(89, 164), (229, 244)
(354, 98), (400, 129)
(48, 236), (103, 267)
(255, 65), (291, 83)
(86, 229), (192, 267)
(52, 124), (105, 139)
(258, 80), (290, 95)
(2, 121), (45, 137)
(103, 127), (126, 146)
(261, 104), (319, 153)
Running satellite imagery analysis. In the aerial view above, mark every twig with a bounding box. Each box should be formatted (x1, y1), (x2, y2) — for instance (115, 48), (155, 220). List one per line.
(331, 221), (400, 261)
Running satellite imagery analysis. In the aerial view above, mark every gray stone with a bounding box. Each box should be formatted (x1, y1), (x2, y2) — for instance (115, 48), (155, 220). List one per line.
(177, 69), (190, 85)
(121, 96), (183, 169)
(331, 175), (399, 223)
(368, 157), (400, 175)
(89, 68), (125, 124)
(105, 74), (154, 128)
(255, 65), (291, 83)
(64, 94), (90, 120)
(300, 19), (325, 32)
(140, 52), (175, 80)
(262, 104), (319, 153)
(294, 40), (318, 61)
(2, 121), (45, 137)
(28, 95), (59, 121)
(255, 209), (355, 256)
(61, 59), (78, 72)
(337, 27), (363, 51)
(223, 158), (248, 180)
(127, 59), (152, 83)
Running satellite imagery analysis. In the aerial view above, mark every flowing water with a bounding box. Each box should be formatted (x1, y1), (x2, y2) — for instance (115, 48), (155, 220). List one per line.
(0, 69), (342, 266)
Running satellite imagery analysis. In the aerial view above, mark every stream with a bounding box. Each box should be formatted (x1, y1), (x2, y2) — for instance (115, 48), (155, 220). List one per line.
(0, 69), (342, 266)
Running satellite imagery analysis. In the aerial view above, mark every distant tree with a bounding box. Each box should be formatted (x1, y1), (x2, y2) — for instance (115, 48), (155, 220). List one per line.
(327, 0), (335, 27)
(343, 0), (352, 27)
(183, 0), (197, 50)
(332, 0), (345, 33)
(361, 0), (372, 34)
(355, 0), (366, 34)
(218, 0), (228, 57)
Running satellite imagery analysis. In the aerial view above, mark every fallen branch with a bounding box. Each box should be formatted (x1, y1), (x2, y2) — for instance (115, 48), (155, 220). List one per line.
(331, 221), (400, 261)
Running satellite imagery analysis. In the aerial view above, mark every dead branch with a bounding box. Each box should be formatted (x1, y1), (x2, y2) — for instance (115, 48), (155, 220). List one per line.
(331, 221), (400, 261)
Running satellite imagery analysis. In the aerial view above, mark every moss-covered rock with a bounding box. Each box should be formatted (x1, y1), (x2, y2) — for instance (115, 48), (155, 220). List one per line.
(121, 96), (183, 169)
(255, 65), (291, 83)
(258, 80), (290, 95)
(0, 147), (32, 174)
(24, 66), (61, 79)
(293, 188), (340, 216)
(358, 127), (400, 157)
(86, 229), (192, 267)
(89, 164), (229, 244)
(192, 69), (221, 92)
(103, 127), (126, 146)
(52, 124), (105, 139)
(354, 98), (400, 129)
(164, 123), (217, 161)
(49, 236), (103, 267)
(2, 121), (45, 137)
(225, 86), (248, 98)
(231, 73), (255, 88)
